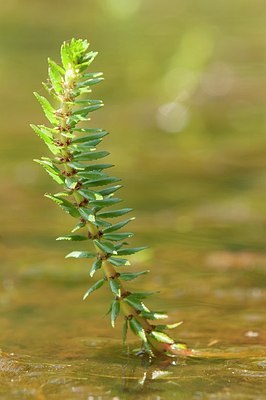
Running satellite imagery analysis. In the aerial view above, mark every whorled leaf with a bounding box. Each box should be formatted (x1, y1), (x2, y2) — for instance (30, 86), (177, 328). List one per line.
(65, 251), (96, 259)
(97, 208), (133, 219)
(93, 239), (117, 255)
(73, 150), (109, 162)
(109, 279), (121, 297)
(89, 259), (102, 277)
(108, 257), (130, 267)
(48, 58), (64, 94)
(129, 318), (147, 343)
(83, 278), (105, 300)
(110, 300), (120, 327)
(102, 232), (134, 242)
(102, 218), (135, 234)
(71, 131), (108, 144)
(149, 330), (174, 345)
(84, 176), (121, 187)
(139, 311), (168, 320)
(56, 234), (88, 241)
(119, 270), (149, 281)
(116, 246), (147, 256)
(155, 321), (183, 331)
(45, 194), (80, 218)
(34, 159), (64, 185)
(34, 92), (59, 125)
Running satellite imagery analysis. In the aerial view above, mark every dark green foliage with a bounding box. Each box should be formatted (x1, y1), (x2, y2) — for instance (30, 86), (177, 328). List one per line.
(32, 38), (184, 358)
(110, 300), (120, 327)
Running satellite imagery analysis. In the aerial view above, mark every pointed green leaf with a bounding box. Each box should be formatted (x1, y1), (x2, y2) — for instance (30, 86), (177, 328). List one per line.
(139, 311), (168, 320)
(65, 251), (95, 259)
(103, 232), (133, 241)
(93, 239), (117, 255)
(108, 257), (130, 267)
(73, 127), (102, 133)
(71, 221), (86, 232)
(53, 191), (69, 197)
(95, 218), (113, 228)
(34, 159), (64, 185)
(71, 131), (108, 143)
(109, 279), (121, 297)
(129, 318), (147, 343)
(119, 271), (149, 281)
(84, 176), (121, 187)
(60, 41), (72, 68)
(30, 124), (54, 145)
(90, 198), (122, 208)
(83, 72), (103, 79)
(116, 246), (147, 256)
(76, 170), (105, 180)
(76, 99), (103, 106)
(155, 321), (183, 331)
(124, 296), (147, 312)
(73, 139), (102, 148)
(65, 177), (79, 190)
(98, 185), (122, 196)
(97, 208), (133, 219)
(72, 103), (104, 116)
(78, 208), (95, 223)
(68, 162), (113, 172)
(73, 150), (109, 162)
(114, 242), (128, 250)
(102, 218), (135, 234)
(89, 259), (102, 277)
(33, 125), (57, 136)
(45, 194), (80, 217)
(30, 124), (59, 155)
(34, 92), (58, 125)
(48, 58), (64, 93)
(149, 331), (174, 345)
(83, 278), (105, 300)
(78, 189), (103, 201)
(30, 124), (53, 140)
(42, 81), (59, 100)
(78, 77), (104, 88)
(129, 291), (158, 299)
(68, 113), (89, 125)
(56, 234), (87, 241)
(110, 300), (120, 327)
(79, 50), (98, 67)
(142, 341), (155, 357)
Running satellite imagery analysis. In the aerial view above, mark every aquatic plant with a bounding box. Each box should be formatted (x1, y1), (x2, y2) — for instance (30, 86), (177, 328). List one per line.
(31, 38), (190, 358)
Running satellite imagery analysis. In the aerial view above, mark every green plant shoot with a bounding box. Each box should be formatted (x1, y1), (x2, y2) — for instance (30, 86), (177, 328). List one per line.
(31, 38), (191, 358)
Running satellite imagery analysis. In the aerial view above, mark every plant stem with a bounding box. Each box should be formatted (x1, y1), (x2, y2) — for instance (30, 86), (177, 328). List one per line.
(32, 39), (191, 358)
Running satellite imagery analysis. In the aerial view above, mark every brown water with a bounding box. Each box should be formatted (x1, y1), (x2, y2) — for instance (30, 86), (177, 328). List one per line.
(0, 0), (266, 399)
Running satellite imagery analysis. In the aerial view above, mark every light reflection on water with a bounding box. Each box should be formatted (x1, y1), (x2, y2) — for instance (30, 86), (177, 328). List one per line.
(0, 236), (265, 399)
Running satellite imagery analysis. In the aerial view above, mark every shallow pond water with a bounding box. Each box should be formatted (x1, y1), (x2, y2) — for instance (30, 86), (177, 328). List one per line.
(0, 227), (265, 399)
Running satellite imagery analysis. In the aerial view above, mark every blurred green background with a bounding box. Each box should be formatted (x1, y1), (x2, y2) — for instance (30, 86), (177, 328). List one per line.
(1, 0), (266, 265)
(0, 1), (266, 398)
